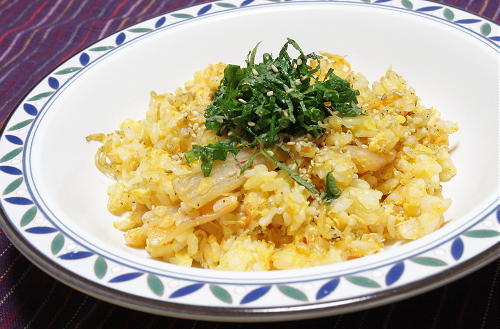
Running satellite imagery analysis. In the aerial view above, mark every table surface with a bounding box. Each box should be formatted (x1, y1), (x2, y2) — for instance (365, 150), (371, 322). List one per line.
(0, 1), (498, 328)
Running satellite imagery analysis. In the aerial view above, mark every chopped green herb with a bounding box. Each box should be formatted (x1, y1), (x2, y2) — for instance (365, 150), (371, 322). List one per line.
(185, 39), (363, 196)
(322, 172), (341, 203)
(259, 148), (319, 194)
(184, 139), (242, 176)
(238, 151), (259, 174)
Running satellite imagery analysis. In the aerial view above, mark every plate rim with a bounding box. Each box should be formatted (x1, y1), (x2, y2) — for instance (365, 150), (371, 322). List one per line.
(0, 0), (499, 321)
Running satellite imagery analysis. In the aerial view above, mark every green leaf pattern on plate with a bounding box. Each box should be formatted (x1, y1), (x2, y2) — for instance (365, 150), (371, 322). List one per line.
(463, 230), (499, 238)
(20, 206), (37, 227)
(128, 28), (153, 33)
(346, 276), (381, 288)
(402, 0), (413, 10)
(89, 46), (115, 52)
(147, 274), (164, 296)
(443, 8), (454, 21)
(0, 148), (23, 163)
(171, 13), (194, 19)
(94, 257), (107, 279)
(277, 285), (308, 301)
(411, 257), (447, 266)
(28, 91), (54, 102)
(3, 177), (23, 195)
(210, 285), (232, 304)
(51, 233), (65, 255)
(216, 2), (237, 7)
(54, 67), (81, 75)
(8, 119), (33, 131)
(480, 23), (491, 36)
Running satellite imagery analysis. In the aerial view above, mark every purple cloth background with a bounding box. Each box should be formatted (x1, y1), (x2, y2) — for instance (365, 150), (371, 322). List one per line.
(0, 0), (498, 328)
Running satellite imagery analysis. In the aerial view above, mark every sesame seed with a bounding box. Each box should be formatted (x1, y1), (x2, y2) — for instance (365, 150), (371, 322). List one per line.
(266, 91), (274, 96)
(252, 68), (259, 76)
(297, 58), (302, 65)
(301, 75), (308, 81)
(192, 111), (199, 116)
(283, 110), (289, 117)
(293, 63), (297, 69)
(238, 98), (247, 104)
(361, 144), (368, 149)
(247, 121), (256, 127)
(285, 88), (294, 93)
(267, 151), (274, 156)
(271, 65), (279, 73)
(216, 118), (223, 123)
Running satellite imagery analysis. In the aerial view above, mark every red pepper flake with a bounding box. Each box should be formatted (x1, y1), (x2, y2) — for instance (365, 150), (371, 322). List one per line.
(243, 216), (250, 229)
(301, 237), (308, 244)
(235, 160), (248, 169)
(235, 160), (253, 170)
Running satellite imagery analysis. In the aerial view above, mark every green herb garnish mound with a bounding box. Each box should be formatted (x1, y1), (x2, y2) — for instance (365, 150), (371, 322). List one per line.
(185, 39), (362, 199)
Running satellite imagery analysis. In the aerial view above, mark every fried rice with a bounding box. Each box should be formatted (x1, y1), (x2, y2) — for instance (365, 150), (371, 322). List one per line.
(87, 53), (458, 270)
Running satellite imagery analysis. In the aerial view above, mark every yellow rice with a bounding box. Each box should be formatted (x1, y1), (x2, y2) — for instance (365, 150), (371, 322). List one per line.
(87, 53), (458, 270)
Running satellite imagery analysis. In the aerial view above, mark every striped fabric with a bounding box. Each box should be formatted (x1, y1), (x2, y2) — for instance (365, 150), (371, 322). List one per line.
(0, 1), (498, 328)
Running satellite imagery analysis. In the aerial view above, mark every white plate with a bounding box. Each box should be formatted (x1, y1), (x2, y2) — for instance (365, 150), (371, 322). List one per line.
(0, 0), (498, 322)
